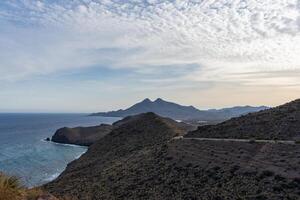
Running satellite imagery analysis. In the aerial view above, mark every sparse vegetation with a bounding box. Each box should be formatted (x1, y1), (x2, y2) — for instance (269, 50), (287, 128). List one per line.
(43, 113), (300, 200)
(25, 188), (45, 200)
(4, 103), (300, 200)
(186, 99), (300, 140)
(0, 173), (24, 200)
(259, 170), (274, 179)
(0, 173), (76, 200)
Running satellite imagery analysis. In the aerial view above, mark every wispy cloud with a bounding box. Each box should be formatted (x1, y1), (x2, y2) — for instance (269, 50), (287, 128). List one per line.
(0, 0), (300, 112)
(227, 69), (300, 87)
(0, 0), (299, 83)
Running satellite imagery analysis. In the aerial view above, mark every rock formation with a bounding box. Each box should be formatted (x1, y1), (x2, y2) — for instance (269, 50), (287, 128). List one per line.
(51, 124), (113, 146)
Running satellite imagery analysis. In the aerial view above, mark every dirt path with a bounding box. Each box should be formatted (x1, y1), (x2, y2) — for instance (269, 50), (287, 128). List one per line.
(173, 136), (296, 144)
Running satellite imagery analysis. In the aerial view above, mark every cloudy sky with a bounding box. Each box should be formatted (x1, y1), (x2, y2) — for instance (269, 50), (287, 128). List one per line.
(0, 0), (300, 112)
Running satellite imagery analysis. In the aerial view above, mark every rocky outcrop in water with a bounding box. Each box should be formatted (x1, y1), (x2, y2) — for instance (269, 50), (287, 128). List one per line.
(51, 124), (113, 146)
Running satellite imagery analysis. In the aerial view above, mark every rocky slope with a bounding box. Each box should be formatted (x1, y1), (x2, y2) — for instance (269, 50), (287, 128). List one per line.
(186, 99), (300, 140)
(51, 124), (113, 146)
(45, 111), (300, 200)
(44, 113), (191, 198)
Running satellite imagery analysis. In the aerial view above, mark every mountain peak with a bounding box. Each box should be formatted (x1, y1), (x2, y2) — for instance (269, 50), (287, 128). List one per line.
(154, 98), (164, 103)
(141, 98), (152, 103)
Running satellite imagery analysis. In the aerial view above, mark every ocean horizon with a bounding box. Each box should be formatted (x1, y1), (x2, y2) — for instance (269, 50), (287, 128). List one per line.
(0, 113), (119, 187)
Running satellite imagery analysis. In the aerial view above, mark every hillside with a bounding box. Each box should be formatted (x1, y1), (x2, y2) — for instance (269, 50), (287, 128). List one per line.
(186, 99), (300, 140)
(44, 113), (192, 198)
(44, 112), (300, 200)
(90, 98), (268, 121)
(50, 113), (195, 146)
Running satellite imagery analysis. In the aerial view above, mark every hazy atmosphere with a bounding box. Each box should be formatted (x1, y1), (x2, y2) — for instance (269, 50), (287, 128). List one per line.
(0, 0), (300, 112)
(1, 1), (300, 200)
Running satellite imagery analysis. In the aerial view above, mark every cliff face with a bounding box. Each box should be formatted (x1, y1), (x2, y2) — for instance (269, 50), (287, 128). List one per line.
(51, 124), (113, 146)
(44, 111), (300, 200)
(186, 99), (300, 140)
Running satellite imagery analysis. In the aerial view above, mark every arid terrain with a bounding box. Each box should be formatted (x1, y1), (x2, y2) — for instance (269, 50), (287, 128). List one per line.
(44, 100), (300, 200)
(186, 99), (300, 140)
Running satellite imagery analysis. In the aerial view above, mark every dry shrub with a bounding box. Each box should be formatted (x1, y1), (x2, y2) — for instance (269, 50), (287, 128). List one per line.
(60, 196), (78, 200)
(0, 173), (77, 200)
(0, 173), (24, 200)
(25, 188), (45, 200)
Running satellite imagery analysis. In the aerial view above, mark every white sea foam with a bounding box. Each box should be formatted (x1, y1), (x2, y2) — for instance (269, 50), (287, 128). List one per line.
(75, 151), (86, 159)
(41, 139), (88, 149)
(43, 151), (86, 184)
(44, 172), (61, 182)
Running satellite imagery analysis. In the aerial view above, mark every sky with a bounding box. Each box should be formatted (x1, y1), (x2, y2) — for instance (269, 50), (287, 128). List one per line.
(0, 0), (300, 112)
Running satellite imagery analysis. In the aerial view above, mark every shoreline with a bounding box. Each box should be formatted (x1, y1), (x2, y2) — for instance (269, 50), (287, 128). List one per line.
(0, 113), (117, 191)
(36, 139), (88, 188)
(41, 139), (89, 148)
(39, 139), (88, 187)
(43, 150), (87, 183)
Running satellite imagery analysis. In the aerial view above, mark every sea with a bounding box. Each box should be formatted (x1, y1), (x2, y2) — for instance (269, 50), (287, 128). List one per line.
(0, 113), (119, 187)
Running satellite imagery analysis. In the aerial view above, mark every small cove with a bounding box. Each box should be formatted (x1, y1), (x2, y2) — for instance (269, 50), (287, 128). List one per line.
(0, 113), (119, 187)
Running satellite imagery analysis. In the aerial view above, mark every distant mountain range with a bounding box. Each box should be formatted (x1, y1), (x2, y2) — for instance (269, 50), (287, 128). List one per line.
(90, 98), (269, 121)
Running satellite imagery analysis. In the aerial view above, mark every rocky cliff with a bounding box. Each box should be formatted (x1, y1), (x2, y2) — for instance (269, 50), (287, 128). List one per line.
(51, 124), (113, 146)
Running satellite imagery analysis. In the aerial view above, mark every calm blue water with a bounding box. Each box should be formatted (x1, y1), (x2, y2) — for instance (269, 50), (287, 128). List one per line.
(0, 113), (119, 187)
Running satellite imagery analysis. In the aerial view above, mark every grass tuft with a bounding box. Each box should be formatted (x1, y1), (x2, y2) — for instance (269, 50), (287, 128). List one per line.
(0, 172), (77, 200)
(0, 172), (24, 200)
